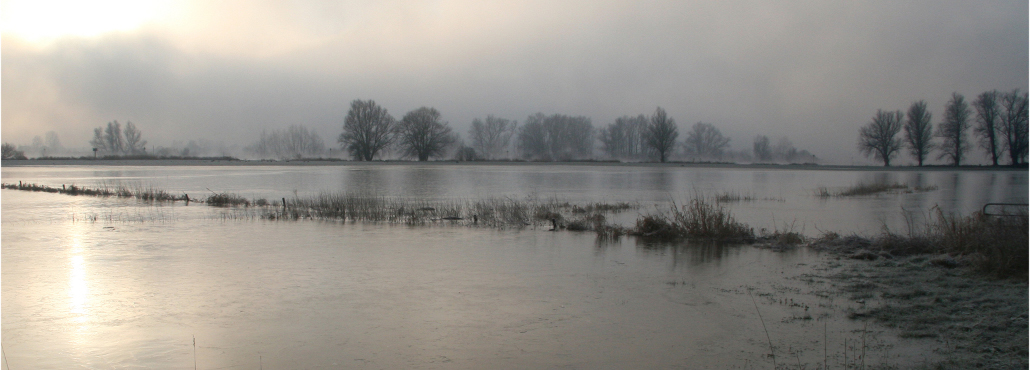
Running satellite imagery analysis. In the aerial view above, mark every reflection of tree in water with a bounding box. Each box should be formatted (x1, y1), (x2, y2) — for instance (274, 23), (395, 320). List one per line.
(942, 172), (962, 215)
(403, 166), (445, 199)
(634, 239), (742, 269)
(342, 168), (389, 194)
(647, 169), (674, 194)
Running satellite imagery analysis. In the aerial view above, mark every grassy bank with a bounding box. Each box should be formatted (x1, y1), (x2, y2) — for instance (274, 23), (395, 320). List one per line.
(810, 208), (1028, 279)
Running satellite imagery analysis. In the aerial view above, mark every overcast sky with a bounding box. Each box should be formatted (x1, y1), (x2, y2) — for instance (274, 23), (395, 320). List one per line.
(2, 0), (1026, 164)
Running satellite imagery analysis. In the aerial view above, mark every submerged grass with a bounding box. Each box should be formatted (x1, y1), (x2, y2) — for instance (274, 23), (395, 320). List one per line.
(2, 182), (189, 202)
(817, 182), (938, 197)
(263, 192), (637, 232)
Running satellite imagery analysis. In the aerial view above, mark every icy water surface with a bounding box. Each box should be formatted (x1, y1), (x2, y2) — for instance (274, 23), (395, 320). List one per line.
(2, 164), (1025, 368)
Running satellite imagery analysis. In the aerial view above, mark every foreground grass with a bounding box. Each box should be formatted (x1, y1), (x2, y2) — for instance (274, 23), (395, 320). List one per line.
(814, 254), (1028, 369)
(810, 208), (1028, 279)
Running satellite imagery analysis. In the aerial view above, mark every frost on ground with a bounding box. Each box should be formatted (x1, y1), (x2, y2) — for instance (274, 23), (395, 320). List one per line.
(803, 237), (1028, 369)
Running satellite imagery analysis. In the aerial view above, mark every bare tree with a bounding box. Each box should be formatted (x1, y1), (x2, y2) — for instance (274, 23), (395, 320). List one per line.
(858, 110), (904, 166)
(123, 121), (147, 154)
(90, 127), (106, 152)
(104, 121), (124, 154)
(339, 99), (395, 161)
(753, 135), (772, 162)
(44, 131), (62, 154)
(972, 90), (1001, 166)
(2, 143), (25, 159)
(684, 122), (730, 160)
(999, 89), (1029, 166)
(396, 107), (456, 161)
(516, 113), (594, 160)
(468, 115), (517, 159)
(599, 115), (647, 159)
(935, 93), (971, 166)
(252, 125), (326, 159)
(517, 113), (549, 159)
(903, 101), (934, 166)
(454, 140), (477, 161)
(643, 107), (678, 163)
(544, 114), (593, 160)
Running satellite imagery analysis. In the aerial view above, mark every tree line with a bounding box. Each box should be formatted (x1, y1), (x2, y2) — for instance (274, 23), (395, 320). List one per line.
(337, 102), (704, 163)
(859, 89), (1029, 166)
(9, 100), (820, 163)
(90, 120), (147, 155)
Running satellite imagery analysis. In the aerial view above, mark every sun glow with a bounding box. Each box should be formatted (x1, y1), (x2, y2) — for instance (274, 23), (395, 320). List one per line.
(1, 0), (171, 43)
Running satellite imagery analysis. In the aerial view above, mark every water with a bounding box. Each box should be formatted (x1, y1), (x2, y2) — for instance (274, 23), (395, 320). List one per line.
(3, 163), (1026, 234)
(2, 163), (1025, 368)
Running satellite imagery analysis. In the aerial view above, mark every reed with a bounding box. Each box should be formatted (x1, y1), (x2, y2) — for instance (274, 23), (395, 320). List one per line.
(205, 192), (251, 207)
(629, 198), (754, 242)
(261, 192), (637, 231)
(1, 182), (188, 202)
(817, 181), (937, 198)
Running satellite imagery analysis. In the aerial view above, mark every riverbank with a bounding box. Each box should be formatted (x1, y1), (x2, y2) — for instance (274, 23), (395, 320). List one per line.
(2, 157), (1027, 171)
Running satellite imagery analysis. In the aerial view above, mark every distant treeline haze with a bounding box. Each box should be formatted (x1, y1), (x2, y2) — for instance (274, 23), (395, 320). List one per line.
(13, 101), (826, 163)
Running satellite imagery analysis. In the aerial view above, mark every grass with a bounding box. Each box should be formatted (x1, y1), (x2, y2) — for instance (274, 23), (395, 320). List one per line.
(1, 181), (189, 201)
(261, 193), (637, 232)
(817, 182), (938, 197)
(206, 192), (251, 207)
(714, 191), (785, 203)
(811, 207), (1028, 279)
(628, 197), (754, 242)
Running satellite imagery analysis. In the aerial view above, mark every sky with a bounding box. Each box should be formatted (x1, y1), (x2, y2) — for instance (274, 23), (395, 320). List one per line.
(1, 0), (1027, 164)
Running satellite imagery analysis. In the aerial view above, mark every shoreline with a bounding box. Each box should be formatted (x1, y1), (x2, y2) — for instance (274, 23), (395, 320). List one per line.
(2, 158), (1027, 171)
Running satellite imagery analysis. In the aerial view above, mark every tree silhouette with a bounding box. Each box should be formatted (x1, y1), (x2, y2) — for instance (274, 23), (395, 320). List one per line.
(684, 122), (730, 160)
(935, 93), (971, 166)
(643, 107), (678, 163)
(468, 115), (517, 159)
(999, 89), (1029, 166)
(396, 107), (456, 161)
(972, 90), (1001, 166)
(903, 101), (934, 166)
(858, 110), (903, 166)
(339, 99), (395, 161)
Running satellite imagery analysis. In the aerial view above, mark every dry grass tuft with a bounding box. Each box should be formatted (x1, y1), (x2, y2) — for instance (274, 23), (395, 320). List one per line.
(629, 198), (754, 242)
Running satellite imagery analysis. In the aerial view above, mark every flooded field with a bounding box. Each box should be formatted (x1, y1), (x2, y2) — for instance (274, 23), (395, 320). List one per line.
(2, 163), (1026, 368)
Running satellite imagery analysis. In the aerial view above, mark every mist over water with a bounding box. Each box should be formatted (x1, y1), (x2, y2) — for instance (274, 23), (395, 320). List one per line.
(1, 164), (1025, 368)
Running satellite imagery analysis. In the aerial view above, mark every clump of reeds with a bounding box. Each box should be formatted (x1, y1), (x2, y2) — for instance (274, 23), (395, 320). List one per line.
(570, 202), (635, 213)
(756, 222), (806, 249)
(206, 192), (251, 207)
(929, 208), (1028, 278)
(715, 191), (754, 203)
(817, 181), (937, 197)
(261, 192), (636, 230)
(629, 198), (754, 242)
(1, 182), (189, 202)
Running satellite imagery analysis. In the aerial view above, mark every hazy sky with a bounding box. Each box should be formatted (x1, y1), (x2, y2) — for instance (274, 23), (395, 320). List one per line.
(2, 0), (1027, 164)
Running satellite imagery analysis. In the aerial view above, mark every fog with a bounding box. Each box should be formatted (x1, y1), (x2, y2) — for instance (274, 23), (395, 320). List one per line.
(2, 0), (1027, 164)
